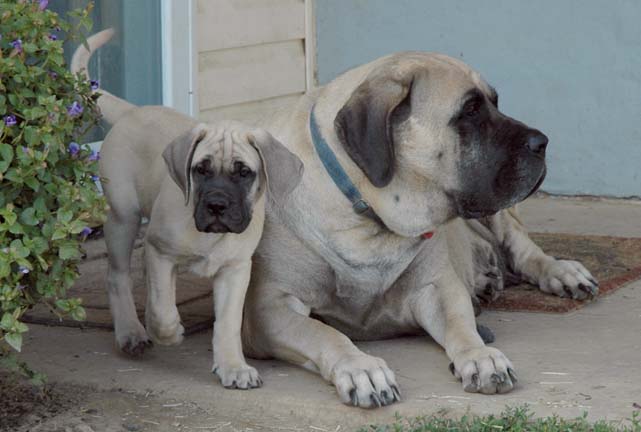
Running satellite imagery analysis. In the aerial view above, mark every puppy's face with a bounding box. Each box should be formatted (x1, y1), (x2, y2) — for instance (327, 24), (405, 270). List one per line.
(162, 121), (304, 235)
(189, 128), (263, 234)
(335, 52), (547, 231)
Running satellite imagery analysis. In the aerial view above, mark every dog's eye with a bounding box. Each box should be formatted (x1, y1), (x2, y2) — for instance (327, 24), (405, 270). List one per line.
(463, 98), (482, 118)
(234, 161), (252, 178)
(195, 160), (211, 176)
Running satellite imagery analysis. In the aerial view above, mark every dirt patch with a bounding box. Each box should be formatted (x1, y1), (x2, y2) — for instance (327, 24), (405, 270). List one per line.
(0, 372), (84, 431)
(0, 371), (292, 432)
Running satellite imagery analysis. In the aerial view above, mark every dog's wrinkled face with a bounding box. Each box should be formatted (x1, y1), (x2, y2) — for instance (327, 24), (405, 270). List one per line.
(190, 131), (262, 234)
(162, 121), (304, 235)
(447, 86), (547, 218)
(335, 52), (547, 231)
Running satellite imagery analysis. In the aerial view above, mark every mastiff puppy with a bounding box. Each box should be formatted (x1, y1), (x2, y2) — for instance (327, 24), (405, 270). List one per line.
(242, 52), (598, 406)
(72, 30), (303, 389)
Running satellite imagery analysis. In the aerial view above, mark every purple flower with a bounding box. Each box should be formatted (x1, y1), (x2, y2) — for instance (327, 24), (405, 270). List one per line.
(90, 80), (99, 91)
(80, 227), (93, 237)
(88, 150), (100, 162)
(68, 142), (80, 156)
(48, 71), (58, 79)
(67, 101), (83, 117)
(38, 0), (49, 10)
(22, 146), (29, 154)
(90, 175), (100, 182)
(48, 34), (57, 41)
(19, 266), (29, 275)
(4, 115), (17, 126)
(10, 39), (22, 53)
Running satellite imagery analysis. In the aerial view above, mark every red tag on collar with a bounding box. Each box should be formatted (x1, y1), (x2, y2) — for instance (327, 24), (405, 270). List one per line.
(421, 231), (434, 239)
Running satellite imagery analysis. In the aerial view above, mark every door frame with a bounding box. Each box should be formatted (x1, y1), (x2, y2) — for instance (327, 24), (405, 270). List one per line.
(160, 0), (198, 116)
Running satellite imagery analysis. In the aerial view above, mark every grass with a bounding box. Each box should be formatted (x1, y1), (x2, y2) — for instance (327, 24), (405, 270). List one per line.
(358, 406), (641, 432)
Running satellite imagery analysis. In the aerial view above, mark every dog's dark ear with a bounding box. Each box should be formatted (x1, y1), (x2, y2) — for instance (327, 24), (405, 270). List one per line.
(249, 129), (304, 204)
(334, 71), (413, 187)
(162, 123), (207, 205)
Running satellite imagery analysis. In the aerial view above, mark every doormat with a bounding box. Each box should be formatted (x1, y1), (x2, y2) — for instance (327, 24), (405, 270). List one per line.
(484, 233), (641, 313)
(23, 234), (641, 332)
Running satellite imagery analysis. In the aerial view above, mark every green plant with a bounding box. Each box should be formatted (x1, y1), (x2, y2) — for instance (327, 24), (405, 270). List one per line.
(359, 406), (641, 432)
(0, 0), (105, 354)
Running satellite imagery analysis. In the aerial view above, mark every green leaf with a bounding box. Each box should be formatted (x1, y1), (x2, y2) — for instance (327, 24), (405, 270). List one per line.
(10, 240), (30, 259)
(24, 126), (41, 146)
(0, 144), (14, 170)
(57, 209), (73, 224)
(0, 260), (10, 278)
(51, 229), (67, 241)
(58, 243), (81, 260)
(68, 220), (86, 234)
(55, 299), (70, 312)
(0, 312), (15, 331)
(20, 207), (39, 226)
(25, 176), (40, 192)
(70, 306), (86, 321)
(4, 332), (23, 352)
(8, 223), (24, 234)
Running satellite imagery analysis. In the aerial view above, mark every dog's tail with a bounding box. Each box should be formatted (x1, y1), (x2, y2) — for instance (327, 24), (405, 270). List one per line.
(71, 29), (136, 126)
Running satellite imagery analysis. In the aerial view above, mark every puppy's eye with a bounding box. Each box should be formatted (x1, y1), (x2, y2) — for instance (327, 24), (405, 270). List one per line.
(234, 161), (252, 178)
(195, 160), (211, 175)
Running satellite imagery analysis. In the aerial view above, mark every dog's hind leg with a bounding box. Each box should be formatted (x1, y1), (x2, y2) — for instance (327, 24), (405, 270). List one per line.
(104, 207), (151, 356)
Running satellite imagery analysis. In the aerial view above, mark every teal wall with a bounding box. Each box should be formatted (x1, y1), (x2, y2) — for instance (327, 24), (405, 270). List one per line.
(315, 0), (641, 197)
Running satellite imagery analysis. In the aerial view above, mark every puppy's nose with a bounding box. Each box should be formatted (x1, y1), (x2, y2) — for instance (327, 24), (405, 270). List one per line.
(526, 132), (548, 154)
(207, 197), (229, 216)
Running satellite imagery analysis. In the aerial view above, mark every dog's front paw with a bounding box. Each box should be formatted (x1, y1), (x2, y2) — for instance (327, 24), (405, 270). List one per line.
(331, 353), (401, 408)
(146, 309), (185, 346)
(538, 259), (598, 300)
(450, 346), (516, 394)
(115, 321), (153, 356)
(213, 363), (262, 390)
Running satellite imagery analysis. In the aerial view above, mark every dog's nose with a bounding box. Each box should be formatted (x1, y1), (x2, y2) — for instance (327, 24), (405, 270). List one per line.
(207, 197), (229, 216)
(526, 132), (548, 154)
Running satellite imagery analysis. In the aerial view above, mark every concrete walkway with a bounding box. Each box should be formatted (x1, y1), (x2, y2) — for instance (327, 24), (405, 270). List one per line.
(18, 196), (641, 430)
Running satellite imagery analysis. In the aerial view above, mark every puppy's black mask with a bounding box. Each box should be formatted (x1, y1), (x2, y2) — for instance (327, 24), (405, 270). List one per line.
(191, 159), (256, 234)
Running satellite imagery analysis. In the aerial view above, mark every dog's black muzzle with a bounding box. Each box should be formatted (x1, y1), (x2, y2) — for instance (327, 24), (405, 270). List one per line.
(193, 186), (251, 234)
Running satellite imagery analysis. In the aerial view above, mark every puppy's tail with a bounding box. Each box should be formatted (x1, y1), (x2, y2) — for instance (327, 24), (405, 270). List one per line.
(71, 29), (136, 126)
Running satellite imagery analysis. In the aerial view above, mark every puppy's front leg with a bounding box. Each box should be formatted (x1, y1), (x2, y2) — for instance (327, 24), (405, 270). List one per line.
(412, 265), (517, 394)
(211, 261), (261, 389)
(144, 243), (184, 346)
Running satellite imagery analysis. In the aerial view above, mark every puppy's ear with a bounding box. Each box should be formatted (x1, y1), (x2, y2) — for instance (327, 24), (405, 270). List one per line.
(334, 70), (414, 187)
(249, 129), (304, 204)
(162, 123), (208, 205)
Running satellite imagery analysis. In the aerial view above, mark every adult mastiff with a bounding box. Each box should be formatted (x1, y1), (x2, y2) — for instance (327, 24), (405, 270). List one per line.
(242, 52), (597, 408)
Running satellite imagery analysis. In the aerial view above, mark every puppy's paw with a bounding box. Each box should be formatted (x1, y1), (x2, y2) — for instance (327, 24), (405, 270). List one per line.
(450, 346), (516, 394)
(538, 259), (598, 300)
(146, 310), (185, 346)
(331, 353), (401, 409)
(213, 363), (262, 390)
(115, 321), (153, 357)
